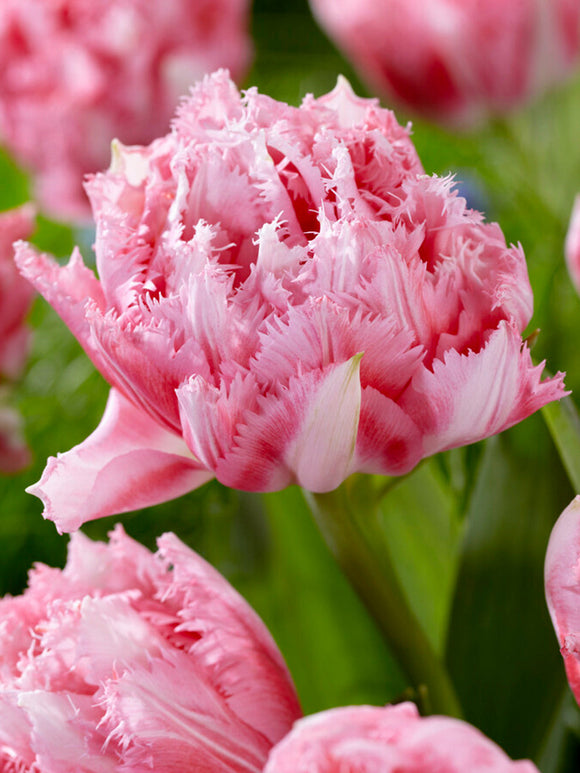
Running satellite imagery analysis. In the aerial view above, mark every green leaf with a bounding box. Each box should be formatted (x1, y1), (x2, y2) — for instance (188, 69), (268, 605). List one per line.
(445, 414), (574, 763)
(542, 396), (580, 493)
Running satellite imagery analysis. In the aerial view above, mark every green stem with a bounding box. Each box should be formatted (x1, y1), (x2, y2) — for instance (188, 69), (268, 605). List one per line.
(304, 480), (463, 718)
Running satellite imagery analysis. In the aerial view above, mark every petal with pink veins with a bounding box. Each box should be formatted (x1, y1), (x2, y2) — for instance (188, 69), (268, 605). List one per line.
(402, 321), (567, 456)
(356, 386), (423, 475)
(203, 356), (363, 492)
(27, 388), (212, 532)
(14, 243), (106, 371)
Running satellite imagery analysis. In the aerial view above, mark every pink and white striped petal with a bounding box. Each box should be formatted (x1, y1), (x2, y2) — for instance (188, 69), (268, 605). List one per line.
(15, 243), (106, 372)
(179, 357), (362, 492)
(402, 321), (567, 456)
(545, 496), (580, 706)
(27, 388), (212, 532)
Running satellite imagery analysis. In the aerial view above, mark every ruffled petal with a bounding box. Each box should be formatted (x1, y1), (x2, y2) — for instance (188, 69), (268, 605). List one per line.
(14, 242), (107, 372)
(402, 321), (567, 456)
(182, 357), (363, 492)
(100, 655), (271, 773)
(26, 388), (212, 532)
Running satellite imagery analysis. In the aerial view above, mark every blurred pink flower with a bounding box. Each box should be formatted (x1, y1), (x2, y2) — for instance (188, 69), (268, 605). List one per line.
(565, 194), (580, 295)
(0, 204), (35, 472)
(17, 71), (565, 531)
(264, 702), (539, 772)
(545, 495), (580, 706)
(0, 0), (251, 222)
(0, 525), (301, 771)
(309, 0), (580, 127)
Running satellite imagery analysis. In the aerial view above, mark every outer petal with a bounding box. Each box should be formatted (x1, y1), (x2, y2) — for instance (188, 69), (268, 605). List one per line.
(179, 357), (362, 492)
(565, 194), (580, 296)
(27, 388), (212, 532)
(402, 321), (567, 456)
(264, 702), (539, 773)
(100, 655), (272, 773)
(154, 532), (302, 745)
(545, 496), (580, 705)
(14, 242), (107, 375)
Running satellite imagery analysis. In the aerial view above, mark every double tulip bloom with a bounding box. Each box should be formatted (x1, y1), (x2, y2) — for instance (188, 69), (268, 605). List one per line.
(0, 0), (251, 220)
(309, 0), (580, 126)
(0, 527), (539, 772)
(0, 526), (302, 771)
(17, 71), (565, 532)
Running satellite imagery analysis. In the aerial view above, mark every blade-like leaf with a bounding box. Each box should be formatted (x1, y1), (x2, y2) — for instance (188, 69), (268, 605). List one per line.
(542, 396), (580, 493)
(445, 414), (573, 762)
(377, 460), (462, 655)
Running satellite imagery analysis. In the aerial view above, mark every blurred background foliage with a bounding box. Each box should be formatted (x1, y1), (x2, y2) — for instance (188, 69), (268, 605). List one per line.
(1, 1), (580, 771)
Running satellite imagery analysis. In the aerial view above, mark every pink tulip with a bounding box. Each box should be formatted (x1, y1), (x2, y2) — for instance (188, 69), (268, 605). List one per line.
(545, 496), (580, 706)
(309, 0), (580, 127)
(0, 0), (251, 222)
(0, 204), (35, 472)
(0, 525), (301, 771)
(264, 702), (539, 772)
(565, 195), (580, 296)
(16, 71), (565, 531)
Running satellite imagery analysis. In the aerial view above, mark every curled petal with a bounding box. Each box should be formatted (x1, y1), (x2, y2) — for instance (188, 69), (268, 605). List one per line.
(27, 388), (212, 531)
(15, 243), (107, 374)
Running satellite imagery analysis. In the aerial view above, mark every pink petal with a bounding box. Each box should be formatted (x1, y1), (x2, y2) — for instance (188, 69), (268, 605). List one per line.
(17, 692), (112, 773)
(26, 388), (212, 532)
(180, 357), (362, 492)
(14, 242), (107, 374)
(356, 386), (423, 475)
(264, 702), (539, 772)
(565, 194), (580, 296)
(402, 321), (567, 456)
(101, 656), (272, 773)
(545, 496), (580, 705)
(154, 532), (302, 745)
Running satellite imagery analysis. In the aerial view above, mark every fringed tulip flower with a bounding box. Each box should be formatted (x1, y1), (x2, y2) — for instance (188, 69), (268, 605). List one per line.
(545, 496), (580, 706)
(309, 0), (580, 127)
(0, 204), (35, 472)
(0, 0), (251, 221)
(0, 525), (302, 771)
(16, 71), (565, 531)
(264, 702), (539, 772)
(565, 194), (580, 295)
